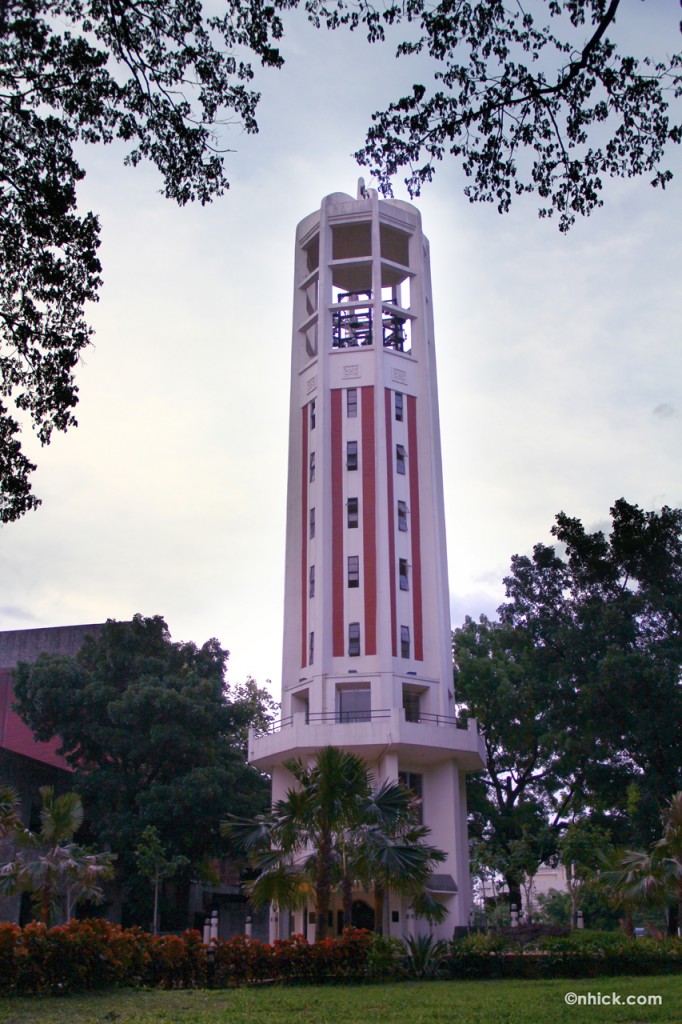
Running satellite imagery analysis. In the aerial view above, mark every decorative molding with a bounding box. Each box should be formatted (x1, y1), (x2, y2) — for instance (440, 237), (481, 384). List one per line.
(391, 367), (408, 385)
(342, 364), (361, 379)
(306, 375), (317, 394)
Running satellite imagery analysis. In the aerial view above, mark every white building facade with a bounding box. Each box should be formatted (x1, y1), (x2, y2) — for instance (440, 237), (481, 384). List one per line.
(249, 184), (485, 940)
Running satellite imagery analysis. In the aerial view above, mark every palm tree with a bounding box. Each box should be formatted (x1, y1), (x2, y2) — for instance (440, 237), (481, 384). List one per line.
(0, 786), (115, 925)
(345, 781), (447, 933)
(596, 847), (669, 936)
(225, 747), (370, 940)
(0, 784), (21, 839)
(655, 791), (682, 934)
(596, 794), (682, 936)
(223, 746), (448, 941)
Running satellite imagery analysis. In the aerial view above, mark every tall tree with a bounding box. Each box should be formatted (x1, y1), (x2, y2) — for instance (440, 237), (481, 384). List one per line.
(12, 614), (274, 926)
(500, 498), (682, 820)
(454, 499), (682, 903)
(453, 614), (562, 907)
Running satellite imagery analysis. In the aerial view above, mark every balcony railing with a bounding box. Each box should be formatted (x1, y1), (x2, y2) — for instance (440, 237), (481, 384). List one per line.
(307, 709), (392, 725)
(253, 708), (467, 737)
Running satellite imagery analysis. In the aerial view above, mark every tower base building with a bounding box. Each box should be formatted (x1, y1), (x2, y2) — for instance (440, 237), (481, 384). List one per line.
(249, 184), (485, 940)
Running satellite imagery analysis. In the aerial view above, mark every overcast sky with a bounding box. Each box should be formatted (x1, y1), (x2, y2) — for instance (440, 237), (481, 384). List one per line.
(0, 5), (680, 695)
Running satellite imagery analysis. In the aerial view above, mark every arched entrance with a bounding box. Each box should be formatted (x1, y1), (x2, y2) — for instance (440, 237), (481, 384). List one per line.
(351, 899), (375, 931)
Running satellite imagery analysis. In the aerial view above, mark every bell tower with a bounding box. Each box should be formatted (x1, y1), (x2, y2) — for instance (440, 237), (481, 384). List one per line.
(249, 184), (485, 939)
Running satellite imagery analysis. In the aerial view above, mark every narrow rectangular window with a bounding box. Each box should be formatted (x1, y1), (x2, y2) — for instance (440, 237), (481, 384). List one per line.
(348, 555), (359, 588)
(310, 400), (316, 429)
(403, 691), (420, 722)
(398, 500), (408, 532)
(309, 631), (314, 664)
(347, 498), (359, 529)
(310, 451), (315, 482)
(309, 564), (315, 598)
(400, 625), (410, 659)
(396, 444), (406, 475)
(395, 392), (404, 421)
(399, 558), (409, 591)
(347, 440), (358, 470)
(399, 770), (423, 823)
(310, 507), (315, 539)
(349, 621), (361, 657)
(347, 388), (358, 418)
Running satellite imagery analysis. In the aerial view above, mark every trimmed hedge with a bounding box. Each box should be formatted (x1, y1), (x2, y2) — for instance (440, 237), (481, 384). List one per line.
(0, 921), (373, 995)
(0, 921), (680, 994)
(447, 930), (682, 980)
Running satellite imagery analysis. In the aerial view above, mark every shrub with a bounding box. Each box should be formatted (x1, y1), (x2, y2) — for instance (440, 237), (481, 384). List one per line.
(274, 934), (318, 981)
(402, 935), (449, 979)
(446, 928), (682, 981)
(0, 922), (20, 993)
(212, 935), (274, 987)
(366, 934), (405, 980)
(2, 919), (681, 993)
(146, 931), (206, 989)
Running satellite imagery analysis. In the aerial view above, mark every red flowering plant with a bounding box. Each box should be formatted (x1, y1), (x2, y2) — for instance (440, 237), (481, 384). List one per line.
(212, 934), (274, 986)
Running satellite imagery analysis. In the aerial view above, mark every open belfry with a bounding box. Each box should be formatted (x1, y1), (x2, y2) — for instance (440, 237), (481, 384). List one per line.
(249, 183), (485, 940)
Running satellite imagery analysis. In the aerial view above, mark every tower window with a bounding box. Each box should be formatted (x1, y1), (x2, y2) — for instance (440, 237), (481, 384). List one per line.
(310, 400), (316, 429)
(398, 500), (408, 532)
(338, 686), (371, 723)
(309, 564), (315, 598)
(310, 507), (315, 539)
(309, 631), (314, 665)
(347, 388), (358, 418)
(349, 622), (361, 657)
(396, 444), (406, 475)
(403, 690), (421, 722)
(347, 441), (358, 470)
(399, 558), (409, 591)
(348, 555), (359, 588)
(400, 625), (410, 659)
(395, 392), (404, 422)
(310, 451), (315, 482)
(399, 770), (423, 823)
(347, 498), (359, 529)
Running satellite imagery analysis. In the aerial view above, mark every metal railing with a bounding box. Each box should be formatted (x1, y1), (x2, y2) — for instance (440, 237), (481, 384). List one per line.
(405, 711), (463, 727)
(253, 708), (468, 737)
(307, 709), (392, 725)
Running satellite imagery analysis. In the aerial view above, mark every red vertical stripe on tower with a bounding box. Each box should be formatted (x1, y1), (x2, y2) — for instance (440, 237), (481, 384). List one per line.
(301, 403), (308, 668)
(384, 389), (397, 657)
(407, 395), (423, 661)
(331, 389), (344, 657)
(362, 386), (377, 655)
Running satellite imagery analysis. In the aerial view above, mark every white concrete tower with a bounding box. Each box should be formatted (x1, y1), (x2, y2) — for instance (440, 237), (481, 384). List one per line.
(249, 184), (485, 940)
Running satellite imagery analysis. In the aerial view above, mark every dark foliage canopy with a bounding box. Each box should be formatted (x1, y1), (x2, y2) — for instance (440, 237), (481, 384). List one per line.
(309, 0), (681, 230)
(454, 499), (682, 896)
(0, 0), (286, 522)
(12, 613), (274, 923)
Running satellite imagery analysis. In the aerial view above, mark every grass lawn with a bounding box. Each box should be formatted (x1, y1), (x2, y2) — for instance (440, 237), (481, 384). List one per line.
(0, 977), (680, 1024)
